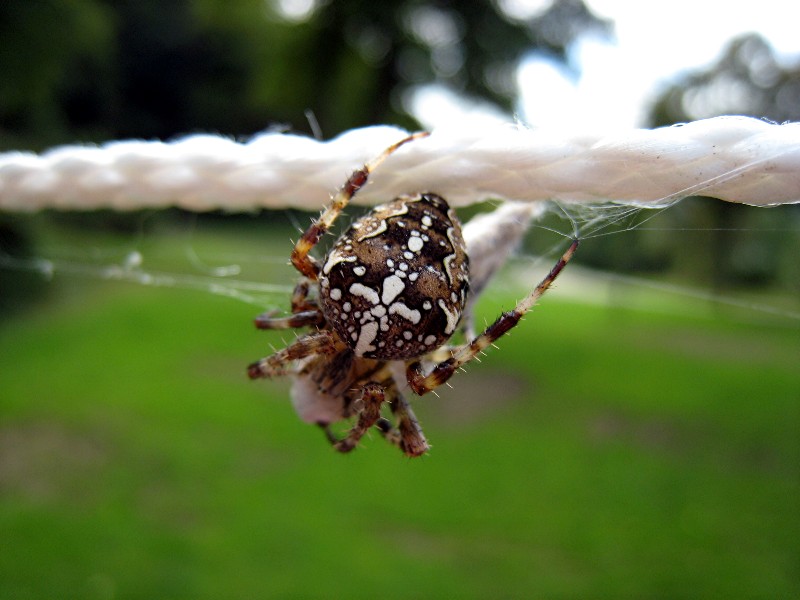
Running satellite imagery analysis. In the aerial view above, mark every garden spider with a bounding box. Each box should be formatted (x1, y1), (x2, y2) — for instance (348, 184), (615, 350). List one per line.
(248, 132), (578, 457)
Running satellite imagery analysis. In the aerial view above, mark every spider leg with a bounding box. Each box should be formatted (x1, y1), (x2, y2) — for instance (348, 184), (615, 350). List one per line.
(254, 310), (324, 330)
(376, 391), (430, 457)
(407, 239), (579, 396)
(253, 279), (323, 329)
(290, 131), (430, 280)
(248, 330), (338, 379)
(290, 280), (317, 313)
(332, 382), (386, 454)
(319, 424), (339, 446)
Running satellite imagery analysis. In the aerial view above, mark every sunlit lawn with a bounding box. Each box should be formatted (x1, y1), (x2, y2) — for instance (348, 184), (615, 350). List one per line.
(1, 220), (798, 598)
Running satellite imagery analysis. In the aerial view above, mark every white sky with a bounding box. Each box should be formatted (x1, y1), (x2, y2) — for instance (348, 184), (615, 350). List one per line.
(412, 0), (800, 131)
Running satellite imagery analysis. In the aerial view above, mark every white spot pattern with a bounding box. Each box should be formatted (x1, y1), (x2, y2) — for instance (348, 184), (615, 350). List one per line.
(381, 275), (405, 304)
(320, 192), (468, 360)
(389, 302), (421, 324)
(322, 251), (356, 275)
(438, 299), (459, 334)
(349, 282), (379, 305)
(356, 218), (387, 241)
(355, 321), (379, 355)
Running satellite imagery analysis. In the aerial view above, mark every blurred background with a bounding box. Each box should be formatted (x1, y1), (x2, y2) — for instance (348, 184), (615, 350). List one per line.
(1, 1), (798, 598)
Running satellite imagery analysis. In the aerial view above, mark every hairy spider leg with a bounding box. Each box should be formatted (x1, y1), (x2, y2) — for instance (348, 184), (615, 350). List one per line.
(254, 262), (325, 329)
(310, 359), (429, 456)
(290, 280), (317, 313)
(376, 391), (430, 457)
(407, 238), (580, 395)
(253, 309), (324, 330)
(290, 131), (431, 280)
(331, 382), (386, 454)
(248, 330), (339, 379)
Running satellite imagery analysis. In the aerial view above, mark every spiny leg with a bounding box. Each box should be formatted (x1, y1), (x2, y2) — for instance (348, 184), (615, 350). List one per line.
(408, 239), (579, 395)
(253, 310), (323, 330)
(248, 330), (337, 379)
(320, 424), (340, 446)
(376, 392), (429, 457)
(253, 280), (323, 329)
(290, 280), (316, 313)
(332, 382), (386, 454)
(290, 131), (430, 280)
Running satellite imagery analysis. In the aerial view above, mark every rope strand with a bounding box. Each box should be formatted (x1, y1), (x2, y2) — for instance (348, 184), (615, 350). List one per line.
(0, 116), (797, 212)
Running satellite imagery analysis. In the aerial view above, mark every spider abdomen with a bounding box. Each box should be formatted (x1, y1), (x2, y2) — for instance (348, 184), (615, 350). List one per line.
(319, 193), (469, 360)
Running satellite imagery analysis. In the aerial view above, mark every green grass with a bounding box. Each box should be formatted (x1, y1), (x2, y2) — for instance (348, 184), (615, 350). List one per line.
(1, 221), (798, 598)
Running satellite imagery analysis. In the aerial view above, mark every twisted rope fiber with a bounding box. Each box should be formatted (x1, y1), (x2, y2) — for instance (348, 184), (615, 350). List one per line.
(0, 116), (798, 212)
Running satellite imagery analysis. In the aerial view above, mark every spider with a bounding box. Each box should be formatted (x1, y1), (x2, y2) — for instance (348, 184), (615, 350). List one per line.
(248, 132), (578, 457)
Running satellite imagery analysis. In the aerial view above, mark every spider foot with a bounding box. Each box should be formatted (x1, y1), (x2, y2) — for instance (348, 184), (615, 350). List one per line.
(319, 424), (362, 454)
(377, 419), (430, 457)
(332, 438), (359, 454)
(247, 360), (290, 379)
(328, 382), (385, 454)
(397, 418), (429, 457)
(377, 394), (430, 457)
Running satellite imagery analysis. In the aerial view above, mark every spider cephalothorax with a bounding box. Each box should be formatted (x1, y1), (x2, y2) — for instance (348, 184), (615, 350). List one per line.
(248, 132), (578, 457)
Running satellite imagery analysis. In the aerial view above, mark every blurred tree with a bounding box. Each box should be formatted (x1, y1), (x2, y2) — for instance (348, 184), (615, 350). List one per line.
(0, 0), (115, 149)
(266, 0), (614, 133)
(0, 0), (612, 314)
(569, 34), (800, 292)
(644, 34), (800, 291)
(650, 33), (800, 125)
(0, 0), (611, 147)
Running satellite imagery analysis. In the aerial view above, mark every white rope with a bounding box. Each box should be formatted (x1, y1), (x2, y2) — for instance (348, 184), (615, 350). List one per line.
(0, 115), (798, 212)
